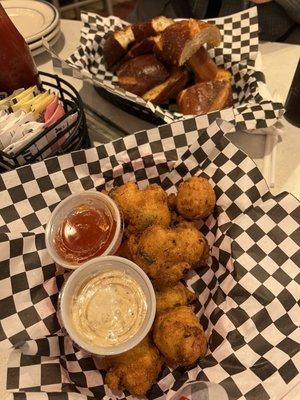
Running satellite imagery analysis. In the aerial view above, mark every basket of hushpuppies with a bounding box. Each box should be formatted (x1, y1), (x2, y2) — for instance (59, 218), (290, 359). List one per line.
(64, 8), (284, 127)
(1, 117), (298, 400)
(101, 176), (215, 396)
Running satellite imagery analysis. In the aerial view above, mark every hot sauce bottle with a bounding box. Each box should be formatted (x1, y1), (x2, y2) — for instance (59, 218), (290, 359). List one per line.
(0, 4), (39, 96)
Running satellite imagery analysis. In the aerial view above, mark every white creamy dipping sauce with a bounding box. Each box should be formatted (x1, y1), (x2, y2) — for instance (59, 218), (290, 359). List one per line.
(71, 270), (147, 348)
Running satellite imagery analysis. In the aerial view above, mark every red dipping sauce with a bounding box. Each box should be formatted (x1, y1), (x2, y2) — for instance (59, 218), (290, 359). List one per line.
(55, 204), (116, 264)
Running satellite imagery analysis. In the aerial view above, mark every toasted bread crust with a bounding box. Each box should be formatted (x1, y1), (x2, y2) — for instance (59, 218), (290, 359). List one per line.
(124, 36), (157, 61)
(143, 69), (188, 105)
(103, 29), (130, 70)
(103, 17), (174, 70)
(131, 16), (173, 42)
(188, 47), (218, 82)
(156, 20), (221, 67)
(117, 54), (170, 96)
(177, 80), (232, 115)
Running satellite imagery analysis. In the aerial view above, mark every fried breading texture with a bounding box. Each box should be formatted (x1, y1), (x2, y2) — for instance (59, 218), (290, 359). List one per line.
(167, 193), (177, 210)
(128, 223), (208, 288)
(115, 239), (132, 260)
(155, 283), (197, 314)
(109, 182), (171, 235)
(104, 336), (163, 396)
(153, 306), (207, 367)
(176, 176), (216, 219)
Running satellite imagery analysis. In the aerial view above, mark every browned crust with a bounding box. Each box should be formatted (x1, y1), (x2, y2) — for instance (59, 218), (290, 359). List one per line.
(159, 20), (199, 66)
(198, 21), (221, 47)
(117, 54), (170, 97)
(177, 80), (232, 115)
(103, 30), (128, 70)
(103, 16), (174, 70)
(143, 69), (189, 105)
(131, 21), (156, 42)
(157, 20), (221, 67)
(188, 47), (218, 82)
(152, 34), (163, 59)
(131, 16), (174, 42)
(123, 36), (156, 61)
(221, 84), (233, 108)
(209, 81), (232, 111)
(110, 37), (157, 72)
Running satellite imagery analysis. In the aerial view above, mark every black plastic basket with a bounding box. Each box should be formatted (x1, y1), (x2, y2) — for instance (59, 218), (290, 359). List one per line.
(95, 86), (166, 126)
(0, 72), (90, 171)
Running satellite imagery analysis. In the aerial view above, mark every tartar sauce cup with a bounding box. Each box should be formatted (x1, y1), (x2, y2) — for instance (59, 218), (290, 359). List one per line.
(58, 256), (156, 356)
(45, 191), (123, 270)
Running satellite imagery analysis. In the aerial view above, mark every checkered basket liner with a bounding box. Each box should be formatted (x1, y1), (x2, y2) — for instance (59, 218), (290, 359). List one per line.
(0, 116), (299, 400)
(49, 7), (284, 130)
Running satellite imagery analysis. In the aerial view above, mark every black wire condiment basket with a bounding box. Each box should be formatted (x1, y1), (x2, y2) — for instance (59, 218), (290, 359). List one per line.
(0, 72), (89, 171)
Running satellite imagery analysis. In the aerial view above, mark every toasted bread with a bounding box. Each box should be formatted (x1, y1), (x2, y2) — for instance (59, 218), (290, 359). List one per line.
(154, 20), (221, 67)
(117, 54), (170, 96)
(103, 16), (174, 70)
(188, 47), (218, 82)
(143, 69), (189, 104)
(177, 80), (233, 115)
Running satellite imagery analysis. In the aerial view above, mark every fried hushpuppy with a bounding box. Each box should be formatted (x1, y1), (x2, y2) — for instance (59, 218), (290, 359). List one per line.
(153, 306), (207, 367)
(109, 182), (171, 235)
(176, 176), (216, 219)
(104, 336), (163, 396)
(167, 193), (177, 210)
(155, 283), (197, 314)
(115, 239), (132, 260)
(128, 223), (209, 288)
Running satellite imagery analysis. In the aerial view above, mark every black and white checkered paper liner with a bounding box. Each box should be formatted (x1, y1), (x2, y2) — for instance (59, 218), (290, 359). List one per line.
(0, 116), (299, 400)
(50, 7), (284, 130)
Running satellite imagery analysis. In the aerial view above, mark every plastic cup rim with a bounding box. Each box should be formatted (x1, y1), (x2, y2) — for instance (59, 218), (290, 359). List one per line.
(59, 255), (156, 356)
(45, 191), (122, 270)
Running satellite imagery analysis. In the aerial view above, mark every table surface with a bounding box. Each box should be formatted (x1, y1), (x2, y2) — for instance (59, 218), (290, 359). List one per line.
(0, 19), (299, 400)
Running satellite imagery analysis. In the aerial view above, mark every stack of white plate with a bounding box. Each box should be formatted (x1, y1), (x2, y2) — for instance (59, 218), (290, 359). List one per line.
(1, 0), (60, 57)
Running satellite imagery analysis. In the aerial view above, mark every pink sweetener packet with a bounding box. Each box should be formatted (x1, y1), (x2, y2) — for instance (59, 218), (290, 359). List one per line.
(44, 96), (59, 122)
(44, 103), (65, 127)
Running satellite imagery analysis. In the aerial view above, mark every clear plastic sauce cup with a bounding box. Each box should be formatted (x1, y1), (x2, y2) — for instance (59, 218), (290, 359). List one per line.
(45, 191), (123, 270)
(58, 256), (156, 356)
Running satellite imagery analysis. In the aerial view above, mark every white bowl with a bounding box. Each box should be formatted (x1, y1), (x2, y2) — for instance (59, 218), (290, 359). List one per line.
(45, 191), (123, 270)
(58, 256), (156, 356)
